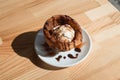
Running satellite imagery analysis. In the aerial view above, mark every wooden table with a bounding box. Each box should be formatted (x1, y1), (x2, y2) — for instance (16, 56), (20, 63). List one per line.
(0, 0), (120, 80)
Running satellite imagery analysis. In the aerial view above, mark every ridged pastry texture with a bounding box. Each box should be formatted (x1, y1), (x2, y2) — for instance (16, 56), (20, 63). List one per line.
(43, 15), (82, 51)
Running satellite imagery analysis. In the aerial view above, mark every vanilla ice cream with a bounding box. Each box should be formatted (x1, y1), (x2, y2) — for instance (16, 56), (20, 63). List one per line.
(53, 24), (75, 42)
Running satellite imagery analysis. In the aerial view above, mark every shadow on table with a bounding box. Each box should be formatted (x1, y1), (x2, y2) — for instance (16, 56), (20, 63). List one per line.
(11, 29), (65, 70)
(108, 0), (120, 11)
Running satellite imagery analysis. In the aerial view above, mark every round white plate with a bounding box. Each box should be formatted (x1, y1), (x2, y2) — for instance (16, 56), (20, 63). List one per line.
(34, 28), (92, 67)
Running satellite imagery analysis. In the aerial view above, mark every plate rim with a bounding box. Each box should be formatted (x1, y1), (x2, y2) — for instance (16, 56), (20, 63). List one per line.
(34, 27), (92, 67)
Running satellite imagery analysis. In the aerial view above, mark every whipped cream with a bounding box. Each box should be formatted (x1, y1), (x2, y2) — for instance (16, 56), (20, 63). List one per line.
(53, 24), (75, 42)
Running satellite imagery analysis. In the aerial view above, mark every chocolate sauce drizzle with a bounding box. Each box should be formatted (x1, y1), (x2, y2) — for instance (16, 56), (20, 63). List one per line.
(55, 46), (82, 61)
(75, 48), (81, 52)
(67, 53), (78, 59)
(63, 56), (66, 59)
(56, 55), (62, 61)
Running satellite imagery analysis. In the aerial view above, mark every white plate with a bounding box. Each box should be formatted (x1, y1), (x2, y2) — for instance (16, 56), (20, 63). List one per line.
(34, 28), (92, 67)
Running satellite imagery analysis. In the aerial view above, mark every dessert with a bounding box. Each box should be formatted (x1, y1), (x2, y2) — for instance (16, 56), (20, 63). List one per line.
(53, 24), (75, 42)
(43, 15), (82, 51)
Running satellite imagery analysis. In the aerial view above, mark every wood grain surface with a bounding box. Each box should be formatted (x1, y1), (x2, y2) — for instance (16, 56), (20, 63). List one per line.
(0, 0), (120, 80)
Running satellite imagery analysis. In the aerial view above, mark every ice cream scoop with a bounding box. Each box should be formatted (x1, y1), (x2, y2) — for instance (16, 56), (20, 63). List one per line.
(53, 24), (75, 42)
